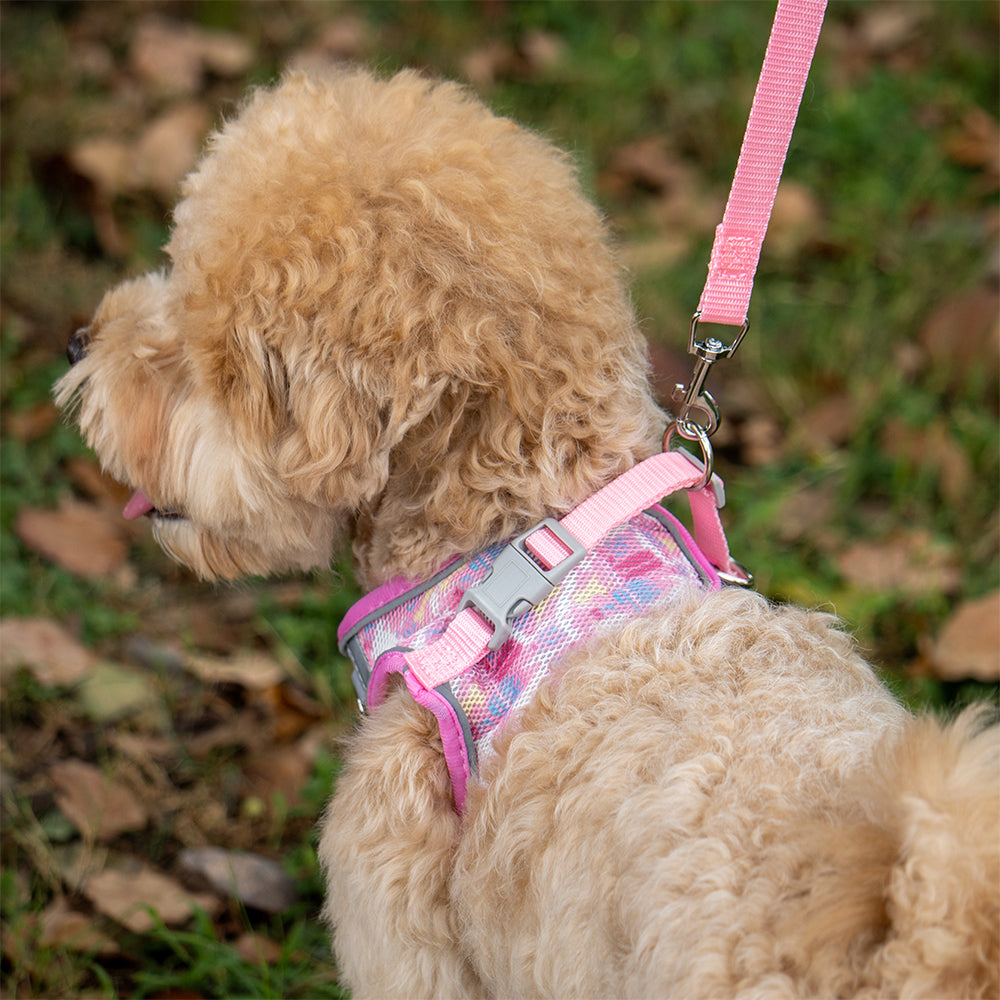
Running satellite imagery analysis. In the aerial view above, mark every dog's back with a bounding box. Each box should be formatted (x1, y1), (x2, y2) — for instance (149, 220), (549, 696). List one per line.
(454, 588), (999, 998)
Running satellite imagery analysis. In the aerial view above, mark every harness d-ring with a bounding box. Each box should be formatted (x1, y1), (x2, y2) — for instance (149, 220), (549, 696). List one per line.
(663, 420), (714, 492)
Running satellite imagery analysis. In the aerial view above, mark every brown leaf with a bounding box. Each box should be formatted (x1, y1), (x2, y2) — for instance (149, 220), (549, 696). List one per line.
(740, 415), (786, 467)
(243, 742), (312, 809)
(185, 651), (287, 691)
(856, 4), (924, 54)
(286, 17), (369, 74)
(765, 181), (822, 260)
(64, 457), (132, 508)
(259, 684), (328, 742)
(234, 931), (283, 964)
(603, 136), (687, 197)
(774, 484), (839, 546)
(71, 104), (210, 201)
(794, 393), (857, 453)
(68, 136), (133, 195)
(49, 759), (148, 841)
(518, 30), (565, 74)
(130, 17), (252, 96)
(461, 40), (516, 90)
(918, 285), (1000, 388)
(16, 498), (128, 577)
(927, 590), (1000, 682)
(133, 103), (211, 201)
(39, 896), (119, 955)
(74, 662), (166, 725)
(84, 857), (220, 934)
(0, 617), (95, 686)
(177, 847), (297, 913)
(836, 531), (961, 596)
(879, 418), (973, 506)
(3, 401), (59, 442)
(944, 107), (1000, 181)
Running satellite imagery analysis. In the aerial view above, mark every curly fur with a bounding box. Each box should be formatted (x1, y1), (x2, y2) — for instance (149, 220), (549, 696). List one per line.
(56, 68), (999, 998)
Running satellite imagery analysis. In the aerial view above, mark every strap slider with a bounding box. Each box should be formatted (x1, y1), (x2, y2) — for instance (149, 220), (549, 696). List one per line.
(459, 518), (587, 651)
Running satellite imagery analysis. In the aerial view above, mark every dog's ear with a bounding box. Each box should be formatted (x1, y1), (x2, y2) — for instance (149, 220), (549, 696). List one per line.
(276, 354), (447, 509)
(198, 325), (289, 441)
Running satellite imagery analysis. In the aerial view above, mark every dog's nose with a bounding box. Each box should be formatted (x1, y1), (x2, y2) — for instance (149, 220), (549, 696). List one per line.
(67, 326), (91, 365)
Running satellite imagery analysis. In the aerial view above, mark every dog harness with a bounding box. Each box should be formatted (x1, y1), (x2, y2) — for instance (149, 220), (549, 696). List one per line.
(338, 450), (747, 810)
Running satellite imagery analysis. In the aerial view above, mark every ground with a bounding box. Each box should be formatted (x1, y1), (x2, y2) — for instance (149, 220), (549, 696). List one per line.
(1, 3), (997, 997)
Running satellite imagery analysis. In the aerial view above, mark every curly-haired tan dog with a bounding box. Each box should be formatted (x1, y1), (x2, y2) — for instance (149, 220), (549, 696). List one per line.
(57, 69), (998, 999)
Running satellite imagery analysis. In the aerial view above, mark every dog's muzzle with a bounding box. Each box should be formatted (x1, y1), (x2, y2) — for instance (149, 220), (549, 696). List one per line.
(66, 326), (91, 365)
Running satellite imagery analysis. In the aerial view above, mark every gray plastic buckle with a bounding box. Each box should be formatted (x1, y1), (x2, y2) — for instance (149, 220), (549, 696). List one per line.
(459, 518), (587, 651)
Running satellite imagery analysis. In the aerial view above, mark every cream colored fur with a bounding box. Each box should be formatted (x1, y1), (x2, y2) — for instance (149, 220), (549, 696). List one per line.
(56, 68), (999, 998)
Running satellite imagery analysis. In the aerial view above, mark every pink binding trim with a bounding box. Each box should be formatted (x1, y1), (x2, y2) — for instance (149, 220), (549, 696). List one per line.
(403, 672), (474, 812)
(698, 0), (827, 328)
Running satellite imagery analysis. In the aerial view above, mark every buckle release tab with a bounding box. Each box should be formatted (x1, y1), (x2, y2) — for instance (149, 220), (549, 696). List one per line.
(459, 518), (586, 651)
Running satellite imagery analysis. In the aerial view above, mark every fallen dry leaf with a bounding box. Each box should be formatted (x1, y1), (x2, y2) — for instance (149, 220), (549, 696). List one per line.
(130, 16), (252, 96)
(71, 103), (210, 201)
(177, 847), (298, 913)
(836, 530), (961, 596)
(0, 617), (95, 686)
(186, 650), (287, 691)
(856, 4), (925, 53)
(74, 661), (165, 725)
(774, 484), (839, 547)
(602, 136), (687, 197)
(3, 401), (59, 442)
(243, 741), (312, 809)
(286, 16), (369, 74)
(918, 285), (1000, 388)
(39, 896), (119, 955)
(880, 418), (973, 506)
(927, 589), (1000, 682)
(461, 39), (517, 89)
(944, 107), (1000, 182)
(16, 497), (128, 577)
(794, 393), (857, 453)
(739, 415), (786, 467)
(234, 930), (283, 964)
(765, 180), (822, 260)
(518, 30), (565, 75)
(49, 759), (148, 841)
(259, 683), (329, 742)
(132, 103), (211, 201)
(68, 136), (133, 195)
(84, 856), (220, 933)
(64, 457), (132, 508)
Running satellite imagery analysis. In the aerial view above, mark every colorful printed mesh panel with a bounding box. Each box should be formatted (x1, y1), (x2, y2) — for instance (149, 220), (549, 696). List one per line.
(348, 508), (716, 770)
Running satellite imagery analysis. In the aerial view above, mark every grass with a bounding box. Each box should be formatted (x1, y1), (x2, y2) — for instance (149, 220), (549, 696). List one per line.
(1, 1), (997, 996)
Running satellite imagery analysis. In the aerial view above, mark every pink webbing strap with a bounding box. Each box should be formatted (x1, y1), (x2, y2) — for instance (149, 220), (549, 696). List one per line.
(405, 451), (735, 691)
(697, 0), (827, 327)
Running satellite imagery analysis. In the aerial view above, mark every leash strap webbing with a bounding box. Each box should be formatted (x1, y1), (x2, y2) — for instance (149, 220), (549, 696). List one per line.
(697, 0), (827, 328)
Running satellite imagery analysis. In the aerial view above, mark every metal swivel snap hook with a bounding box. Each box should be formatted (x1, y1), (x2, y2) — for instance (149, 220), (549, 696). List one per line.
(671, 312), (749, 437)
(664, 311), (749, 490)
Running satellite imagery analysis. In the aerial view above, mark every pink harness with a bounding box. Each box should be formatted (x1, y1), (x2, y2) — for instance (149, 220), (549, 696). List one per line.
(339, 451), (747, 810)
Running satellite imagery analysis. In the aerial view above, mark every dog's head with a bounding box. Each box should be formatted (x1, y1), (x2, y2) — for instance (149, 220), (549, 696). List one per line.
(56, 69), (661, 584)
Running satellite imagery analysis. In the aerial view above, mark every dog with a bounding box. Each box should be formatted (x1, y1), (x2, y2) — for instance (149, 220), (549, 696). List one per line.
(57, 68), (998, 998)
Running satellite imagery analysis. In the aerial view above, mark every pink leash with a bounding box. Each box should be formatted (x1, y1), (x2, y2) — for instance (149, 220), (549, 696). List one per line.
(674, 0), (827, 456)
(404, 0), (827, 694)
(699, 0), (828, 328)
